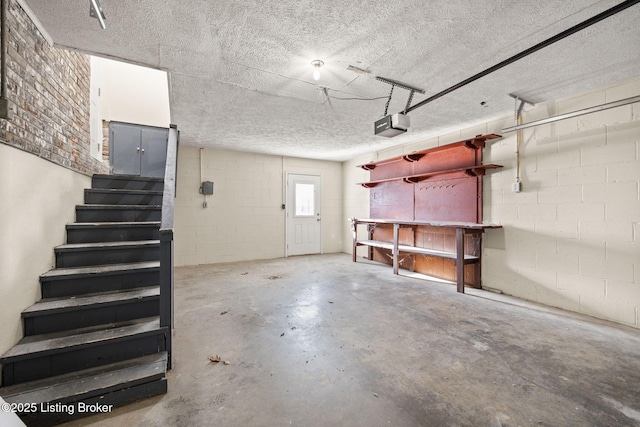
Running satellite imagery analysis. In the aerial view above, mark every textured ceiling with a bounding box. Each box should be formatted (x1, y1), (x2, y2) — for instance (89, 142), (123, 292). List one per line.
(22, 0), (640, 161)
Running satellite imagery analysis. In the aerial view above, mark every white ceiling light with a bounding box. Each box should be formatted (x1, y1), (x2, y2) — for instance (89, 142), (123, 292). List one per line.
(311, 60), (324, 81)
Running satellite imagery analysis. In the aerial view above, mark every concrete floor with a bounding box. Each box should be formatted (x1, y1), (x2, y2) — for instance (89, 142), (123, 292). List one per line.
(61, 253), (640, 427)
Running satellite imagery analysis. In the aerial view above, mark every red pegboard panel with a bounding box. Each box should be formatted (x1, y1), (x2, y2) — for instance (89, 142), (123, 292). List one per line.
(412, 146), (477, 174)
(370, 180), (414, 220)
(370, 159), (414, 181)
(413, 176), (478, 223)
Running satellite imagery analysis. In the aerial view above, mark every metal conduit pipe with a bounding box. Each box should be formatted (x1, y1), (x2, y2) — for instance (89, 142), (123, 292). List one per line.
(404, 0), (640, 114)
(0, 0), (12, 119)
(1, 0), (7, 99)
(502, 94), (640, 133)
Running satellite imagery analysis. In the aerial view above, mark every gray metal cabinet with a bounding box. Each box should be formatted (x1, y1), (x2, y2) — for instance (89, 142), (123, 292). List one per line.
(110, 122), (169, 178)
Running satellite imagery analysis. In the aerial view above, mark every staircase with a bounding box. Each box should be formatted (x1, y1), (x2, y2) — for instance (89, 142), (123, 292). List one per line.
(0, 174), (170, 426)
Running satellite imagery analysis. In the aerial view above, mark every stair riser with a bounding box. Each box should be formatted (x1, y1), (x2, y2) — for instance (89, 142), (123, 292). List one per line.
(41, 270), (159, 298)
(66, 226), (160, 243)
(55, 247), (159, 268)
(24, 299), (160, 336)
(14, 378), (167, 427)
(1, 332), (167, 386)
(76, 208), (161, 222)
(84, 190), (163, 206)
(92, 176), (163, 191)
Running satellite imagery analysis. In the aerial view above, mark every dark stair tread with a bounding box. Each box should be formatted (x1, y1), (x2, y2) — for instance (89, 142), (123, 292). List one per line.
(22, 287), (160, 317)
(0, 352), (167, 403)
(86, 188), (163, 195)
(76, 204), (160, 210)
(40, 261), (160, 281)
(0, 317), (162, 362)
(74, 205), (161, 224)
(84, 189), (163, 206)
(67, 221), (160, 228)
(55, 240), (160, 251)
(93, 174), (163, 182)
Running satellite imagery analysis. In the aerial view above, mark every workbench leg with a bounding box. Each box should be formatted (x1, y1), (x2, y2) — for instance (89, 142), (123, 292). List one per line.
(393, 223), (399, 275)
(456, 228), (465, 293)
(367, 224), (374, 260)
(351, 219), (357, 263)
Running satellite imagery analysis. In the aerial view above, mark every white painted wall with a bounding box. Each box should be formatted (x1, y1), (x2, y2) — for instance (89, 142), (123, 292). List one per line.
(174, 147), (343, 266)
(96, 57), (171, 128)
(343, 76), (640, 329)
(0, 145), (90, 355)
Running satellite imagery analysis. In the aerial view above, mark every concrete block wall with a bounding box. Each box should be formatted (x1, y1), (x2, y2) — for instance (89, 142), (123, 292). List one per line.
(484, 77), (640, 327)
(344, 76), (640, 329)
(342, 156), (372, 257)
(174, 146), (343, 266)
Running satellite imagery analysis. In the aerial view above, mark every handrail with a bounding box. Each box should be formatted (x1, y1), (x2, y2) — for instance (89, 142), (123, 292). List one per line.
(160, 124), (178, 230)
(159, 124), (178, 369)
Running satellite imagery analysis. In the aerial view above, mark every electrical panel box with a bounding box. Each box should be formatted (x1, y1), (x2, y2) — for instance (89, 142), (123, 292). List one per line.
(201, 181), (214, 195)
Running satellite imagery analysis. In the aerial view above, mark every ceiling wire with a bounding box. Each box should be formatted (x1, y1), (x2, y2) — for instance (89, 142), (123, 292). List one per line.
(320, 87), (333, 107)
(319, 86), (390, 102)
(327, 95), (390, 101)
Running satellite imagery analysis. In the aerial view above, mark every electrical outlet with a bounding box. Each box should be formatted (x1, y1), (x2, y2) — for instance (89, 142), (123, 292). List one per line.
(512, 180), (522, 193)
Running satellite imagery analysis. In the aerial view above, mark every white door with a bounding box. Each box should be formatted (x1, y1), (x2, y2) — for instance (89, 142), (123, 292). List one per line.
(286, 174), (321, 256)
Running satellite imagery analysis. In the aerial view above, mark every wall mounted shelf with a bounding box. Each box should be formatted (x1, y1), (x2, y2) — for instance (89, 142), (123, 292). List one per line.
(359, 163), (502, 187)
(357, 133), (501, 171)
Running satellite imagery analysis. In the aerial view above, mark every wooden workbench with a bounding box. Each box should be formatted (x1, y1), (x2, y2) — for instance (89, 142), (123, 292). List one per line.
(351, 218), (502, 293)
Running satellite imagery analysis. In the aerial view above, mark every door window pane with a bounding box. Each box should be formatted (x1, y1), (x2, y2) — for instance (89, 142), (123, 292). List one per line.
(295, 183), (314, 216)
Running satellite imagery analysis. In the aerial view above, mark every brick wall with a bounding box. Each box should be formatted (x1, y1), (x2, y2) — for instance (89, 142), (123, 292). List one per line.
(102, 119), (110, 164)
(0, 0), (106, 175)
